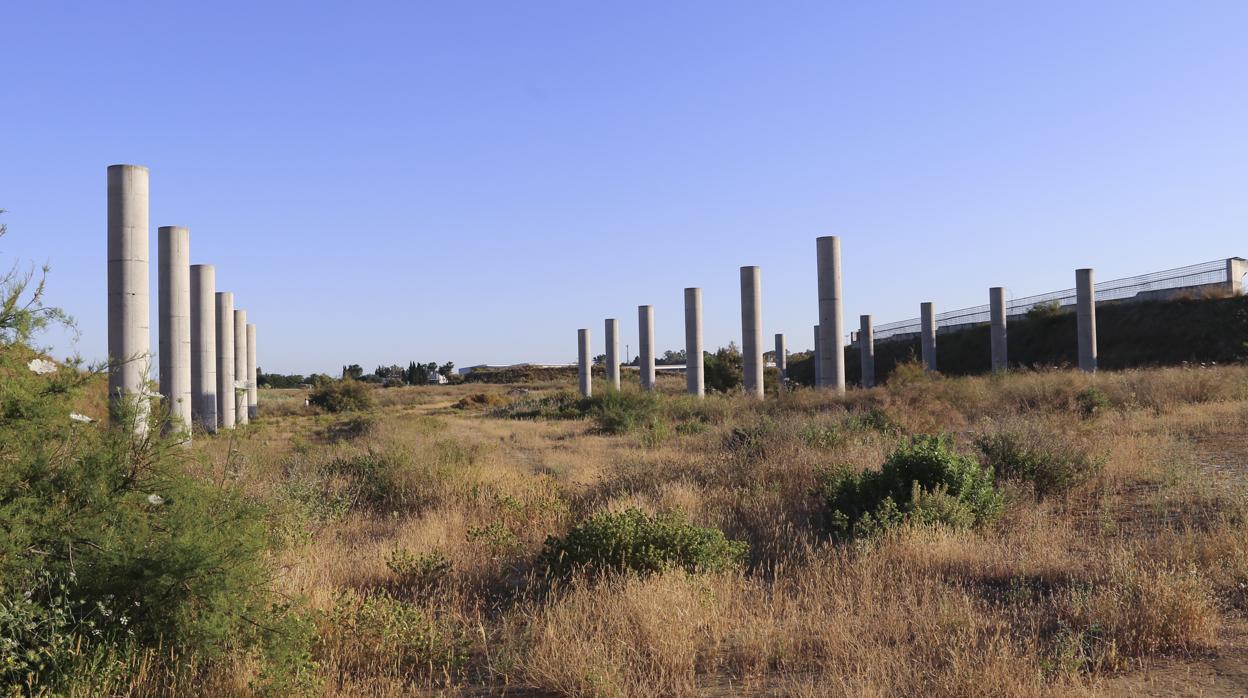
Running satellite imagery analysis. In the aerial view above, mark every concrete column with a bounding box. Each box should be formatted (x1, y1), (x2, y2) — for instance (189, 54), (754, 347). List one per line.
(816, 236), (845, 393)
(106, 164), (151, 428)
(684, 288), (704, 397)
(775, 333), (786, 383)
(577, 328), (592, 397)
(157, 226), (192, 438)
(813, 325), (822, 387)
(859, 314), (875, 388)
(1076, 268), (1097, 372)
(990, 286), (1008, 372)
(216, 292), (235, 428)
(1228, 258), (1247, 295)
(190, 265), (217, 432)
(920, 302), (937, 372)
(605, 318), (620, 390)
(234, 310), (249, 425)
(639, 305), (655, 391)
(740, 266), (763, 398)
(247, 323), (258, 419)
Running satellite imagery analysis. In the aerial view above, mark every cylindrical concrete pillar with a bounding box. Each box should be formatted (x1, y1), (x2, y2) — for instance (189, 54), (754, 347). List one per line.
(247, 323), (258, 420)
(684, 288), (704, 397)
(990, 286), (1008, 372)
(605, 318), (620, 390)
(920, 302), (937, 372)
(234, 309), (249, 425)
(740, 267), (763, 398)
(190, 265), (217, 432)
(859, 314), (875, 388)
(813, 325), (822, 387)
(577, 328), (592, 398)
(158, 226), (192, 437)
(639, 305), (655, 391)
(816, 236), (845, 393)
(107, 164), (151, 428)
(775, 333), (786, 383)
(216, 292), (236, 428)
(1076, 268), (1097, 372)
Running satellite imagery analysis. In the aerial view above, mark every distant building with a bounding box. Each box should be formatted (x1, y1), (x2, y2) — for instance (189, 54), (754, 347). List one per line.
(428, 371), (448, 384)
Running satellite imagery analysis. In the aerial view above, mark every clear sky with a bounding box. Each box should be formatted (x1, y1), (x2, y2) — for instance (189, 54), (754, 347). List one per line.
(3, 1), (1246, 375)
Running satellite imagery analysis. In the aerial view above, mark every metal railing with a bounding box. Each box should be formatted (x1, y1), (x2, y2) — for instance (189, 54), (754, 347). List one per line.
(867, 259), (1234, 343)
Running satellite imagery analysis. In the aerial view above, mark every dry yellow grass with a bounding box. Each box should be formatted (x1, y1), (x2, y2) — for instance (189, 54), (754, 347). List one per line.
(139, 365), (1248, 696)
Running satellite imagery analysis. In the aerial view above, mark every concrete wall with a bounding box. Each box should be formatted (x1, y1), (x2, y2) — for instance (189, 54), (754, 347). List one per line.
(816, 236), (845, 392)
(605, 318), (620, 390)
(157, 225), (192, 437)
(740, 267), (763, 398)
(190, 264), (217, 432)
(106, 164), (151, 428)
(989, 286), (1007, 371)
(920, 302), (937, 372)
(684, 288), (704, 397)
(215, 292), (235, 428)
(1076, 268), (1097, 372)
(577, 328), (592, 397)
(234, 309), (249, 425)
(639, 305), (655, 391)
(1229, 258), (1247, 295)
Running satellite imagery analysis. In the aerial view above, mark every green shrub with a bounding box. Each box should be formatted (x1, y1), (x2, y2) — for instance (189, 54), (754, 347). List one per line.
(308, 378), (375, 413)
(975, 429), (1102, 499)
(1076, 387), (1110, 418)
(589, 390), (663, 435)
(319, 413), (377, 442)
(542, 508), (748, 577)
(799, 423), (842, 450)
(813, 434), (1003, 537)
(0, 236), (312, 692)
(321, 450), (404, 509)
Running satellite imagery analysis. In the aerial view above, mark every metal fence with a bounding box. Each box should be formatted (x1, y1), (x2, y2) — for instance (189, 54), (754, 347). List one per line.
(868, 259), (1234, 343)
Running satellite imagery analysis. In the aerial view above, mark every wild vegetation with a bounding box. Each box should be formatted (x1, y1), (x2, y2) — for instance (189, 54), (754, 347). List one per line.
(6, 218), (1248, 694)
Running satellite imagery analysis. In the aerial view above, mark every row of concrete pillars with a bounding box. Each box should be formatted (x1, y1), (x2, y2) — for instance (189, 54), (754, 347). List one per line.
(108, 164), (258, 441)
(870, 268), (1098, 380)
(576, 236), (1102, 398)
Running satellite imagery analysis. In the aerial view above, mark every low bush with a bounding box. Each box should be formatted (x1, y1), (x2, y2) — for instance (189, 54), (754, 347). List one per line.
(452, 392), (509, 410)
(589, 390), (663, 435)
(494, 391), (586, 421)
(322, 591), (471, 686)
(542, 508), (748, 577)
(319, 413), (377, 442)
(975, 427), (1102, 499)
(813, 434), (1003, 537)
(309, 378), (375, 413)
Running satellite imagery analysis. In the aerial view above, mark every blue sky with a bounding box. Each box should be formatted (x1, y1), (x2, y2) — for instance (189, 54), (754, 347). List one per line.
(3, 1), (1246, 374)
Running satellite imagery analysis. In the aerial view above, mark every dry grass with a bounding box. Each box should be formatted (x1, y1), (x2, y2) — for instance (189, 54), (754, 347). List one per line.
(127, 365), (1248, 696)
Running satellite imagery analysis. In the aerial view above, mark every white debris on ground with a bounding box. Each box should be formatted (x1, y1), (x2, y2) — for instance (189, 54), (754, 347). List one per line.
(27, 358), (57, 374)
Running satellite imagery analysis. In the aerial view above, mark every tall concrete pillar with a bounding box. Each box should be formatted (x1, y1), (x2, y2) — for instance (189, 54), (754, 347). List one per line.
(684, 288), (704, 397)
(605, 318), (620, 390)
(107, 164), (151, 428)
(859, 314), (875, 388)
(813, 325), (822, 387)
(816, 236), (845, 393)
(246, 323), (258, 420)
(775, 333), (786, 382)
(234, 310), (249, 425)
(989, 286), (1008, 372)
(1076, 268), (1097, 372)
(190, 265), (217, 432)
(577, 329), (592, 398)
(639, 305), (655, 391)
(157, 226), (192, 437)
(920, 302), (937, 372)
(1227, 258), (1247, 295)
(216, 292), (236, 428)
(740, 266), (763, 398)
